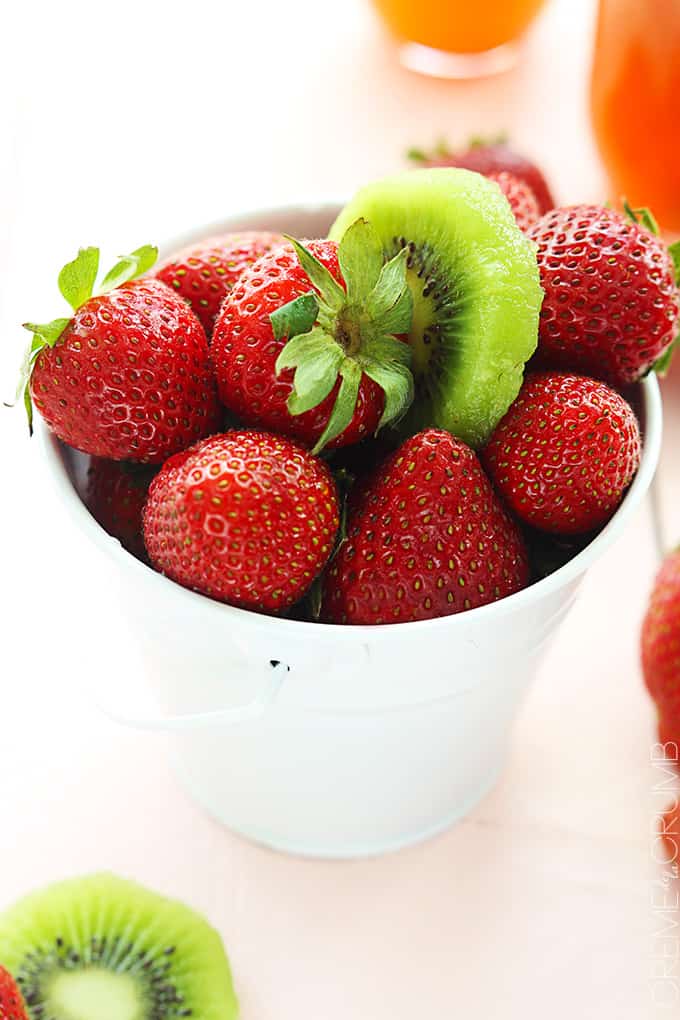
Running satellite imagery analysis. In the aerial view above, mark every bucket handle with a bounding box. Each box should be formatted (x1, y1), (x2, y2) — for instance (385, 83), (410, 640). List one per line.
(94, 662), (286, 732)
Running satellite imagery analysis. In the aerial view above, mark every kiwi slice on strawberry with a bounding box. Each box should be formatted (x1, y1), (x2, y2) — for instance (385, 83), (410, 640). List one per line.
(0, 873), (237, 1019)
(329, 168), (543, 447)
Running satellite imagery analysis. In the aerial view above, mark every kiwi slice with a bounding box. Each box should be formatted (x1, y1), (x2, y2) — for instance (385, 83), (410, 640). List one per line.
(329, 168), (543, 447)
(0, 874), (237, 1020)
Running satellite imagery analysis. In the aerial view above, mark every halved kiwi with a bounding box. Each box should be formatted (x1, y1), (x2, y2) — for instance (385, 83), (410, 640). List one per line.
(0, 873), (237, 1020)
(329, 168), (543, 447)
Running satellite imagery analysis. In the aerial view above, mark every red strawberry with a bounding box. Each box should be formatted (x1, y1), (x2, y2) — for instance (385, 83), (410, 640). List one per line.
(211, 220), (414, 453)
(528, 205), (680, 385)
(487, 171), (540, 233)
(642, 548), (680, 755)
(0, 967), (28, 1020)
(83, 458), (155, 560)
(482, 372), (641, 535)
(154, 230), (285, 337)
(321, 429), (529, 625)
(143, 430), (340, 612)
(659, 716), (680, 759)
(408, 138), (555, 214)
(659, 797), (680, 863)
(22, 245), (220, 462)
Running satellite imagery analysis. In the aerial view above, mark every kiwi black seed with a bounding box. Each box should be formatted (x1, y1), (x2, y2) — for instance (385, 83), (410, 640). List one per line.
(0, 874), (237, 1020)
(329, 168), (543, 448)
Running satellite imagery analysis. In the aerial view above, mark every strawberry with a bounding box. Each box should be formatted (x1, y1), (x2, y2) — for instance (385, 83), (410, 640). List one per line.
(642, 548), (680, 756)
(21, 245), (220, 462)
(659, 798), (680, 863)
(408, 138), (555, 213)
(83, 458), (155, 560)
(154, 230), (284, 337)
(659, 716), (680, 758)
(0, 966), (28, 1020)
(211, 220), (414, 453)
(482, 372), (641, 535)
(143, 430), (340, 612)
(320, 429), (529, 625)
(487, 171), (540, 233)
(528, 204), (680, 385)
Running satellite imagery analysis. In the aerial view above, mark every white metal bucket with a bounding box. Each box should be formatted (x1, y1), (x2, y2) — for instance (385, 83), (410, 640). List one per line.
(39, 203), (663, 858)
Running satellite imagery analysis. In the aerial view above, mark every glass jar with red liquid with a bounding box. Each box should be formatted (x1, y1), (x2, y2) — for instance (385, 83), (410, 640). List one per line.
(591, 0), (680, 234)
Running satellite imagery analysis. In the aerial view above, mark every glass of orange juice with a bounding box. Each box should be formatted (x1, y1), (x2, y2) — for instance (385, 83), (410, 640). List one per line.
(372, 0), (547, 78)
(591, 0), (680, 234)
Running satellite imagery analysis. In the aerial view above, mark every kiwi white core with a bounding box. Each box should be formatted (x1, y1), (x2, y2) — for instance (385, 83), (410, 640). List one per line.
(46, 968), (144, 1020)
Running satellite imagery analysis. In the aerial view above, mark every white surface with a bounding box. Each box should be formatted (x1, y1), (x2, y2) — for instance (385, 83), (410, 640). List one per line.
(1, 0), (678, 1017)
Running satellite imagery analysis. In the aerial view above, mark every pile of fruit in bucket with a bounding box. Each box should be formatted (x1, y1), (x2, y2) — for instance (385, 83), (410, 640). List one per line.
(19, 140), (680, 625)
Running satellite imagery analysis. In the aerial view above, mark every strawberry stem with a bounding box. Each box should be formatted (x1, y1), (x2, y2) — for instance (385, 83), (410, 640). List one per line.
(272, 221), (415, 452)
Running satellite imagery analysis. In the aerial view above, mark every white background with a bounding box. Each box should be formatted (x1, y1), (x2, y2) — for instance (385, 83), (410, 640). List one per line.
(1, 1), (679, 1018)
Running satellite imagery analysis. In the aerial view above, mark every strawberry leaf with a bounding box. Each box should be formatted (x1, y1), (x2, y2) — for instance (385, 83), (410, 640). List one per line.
(337, 219), (384, 303)
(58, 247), (100, 310)
(270, 292), (319, 341)
(275, 328), (330, 374)
(287, 349), (345, 416)
(276, 328), (345, 416)
(361, 333), (412, 369)
(653, 337), (678, 376)
(366, 247), (412, 326)
(129, 243), (158, 276)
(668, 241), (680, 287)
(22, 318), (71, 348)
(285, 236), (345, 313)
(99, 256), (138, 295)
(287, 372), (339, 416)
(360, 356), (414, 430)
(373, 286), (413, 337)
(622, 199), (660, 236)
(23, 383), (33, 433)
(468, 132), (508, 148)
(99, 244), (159, 295)
(311, 360), (362, 454)
(10, 319), (70, 431)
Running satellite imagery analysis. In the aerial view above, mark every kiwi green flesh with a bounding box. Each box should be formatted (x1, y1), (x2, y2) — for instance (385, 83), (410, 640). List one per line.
(329, 168), (543, 448)
(0, 874), (237, 1020)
